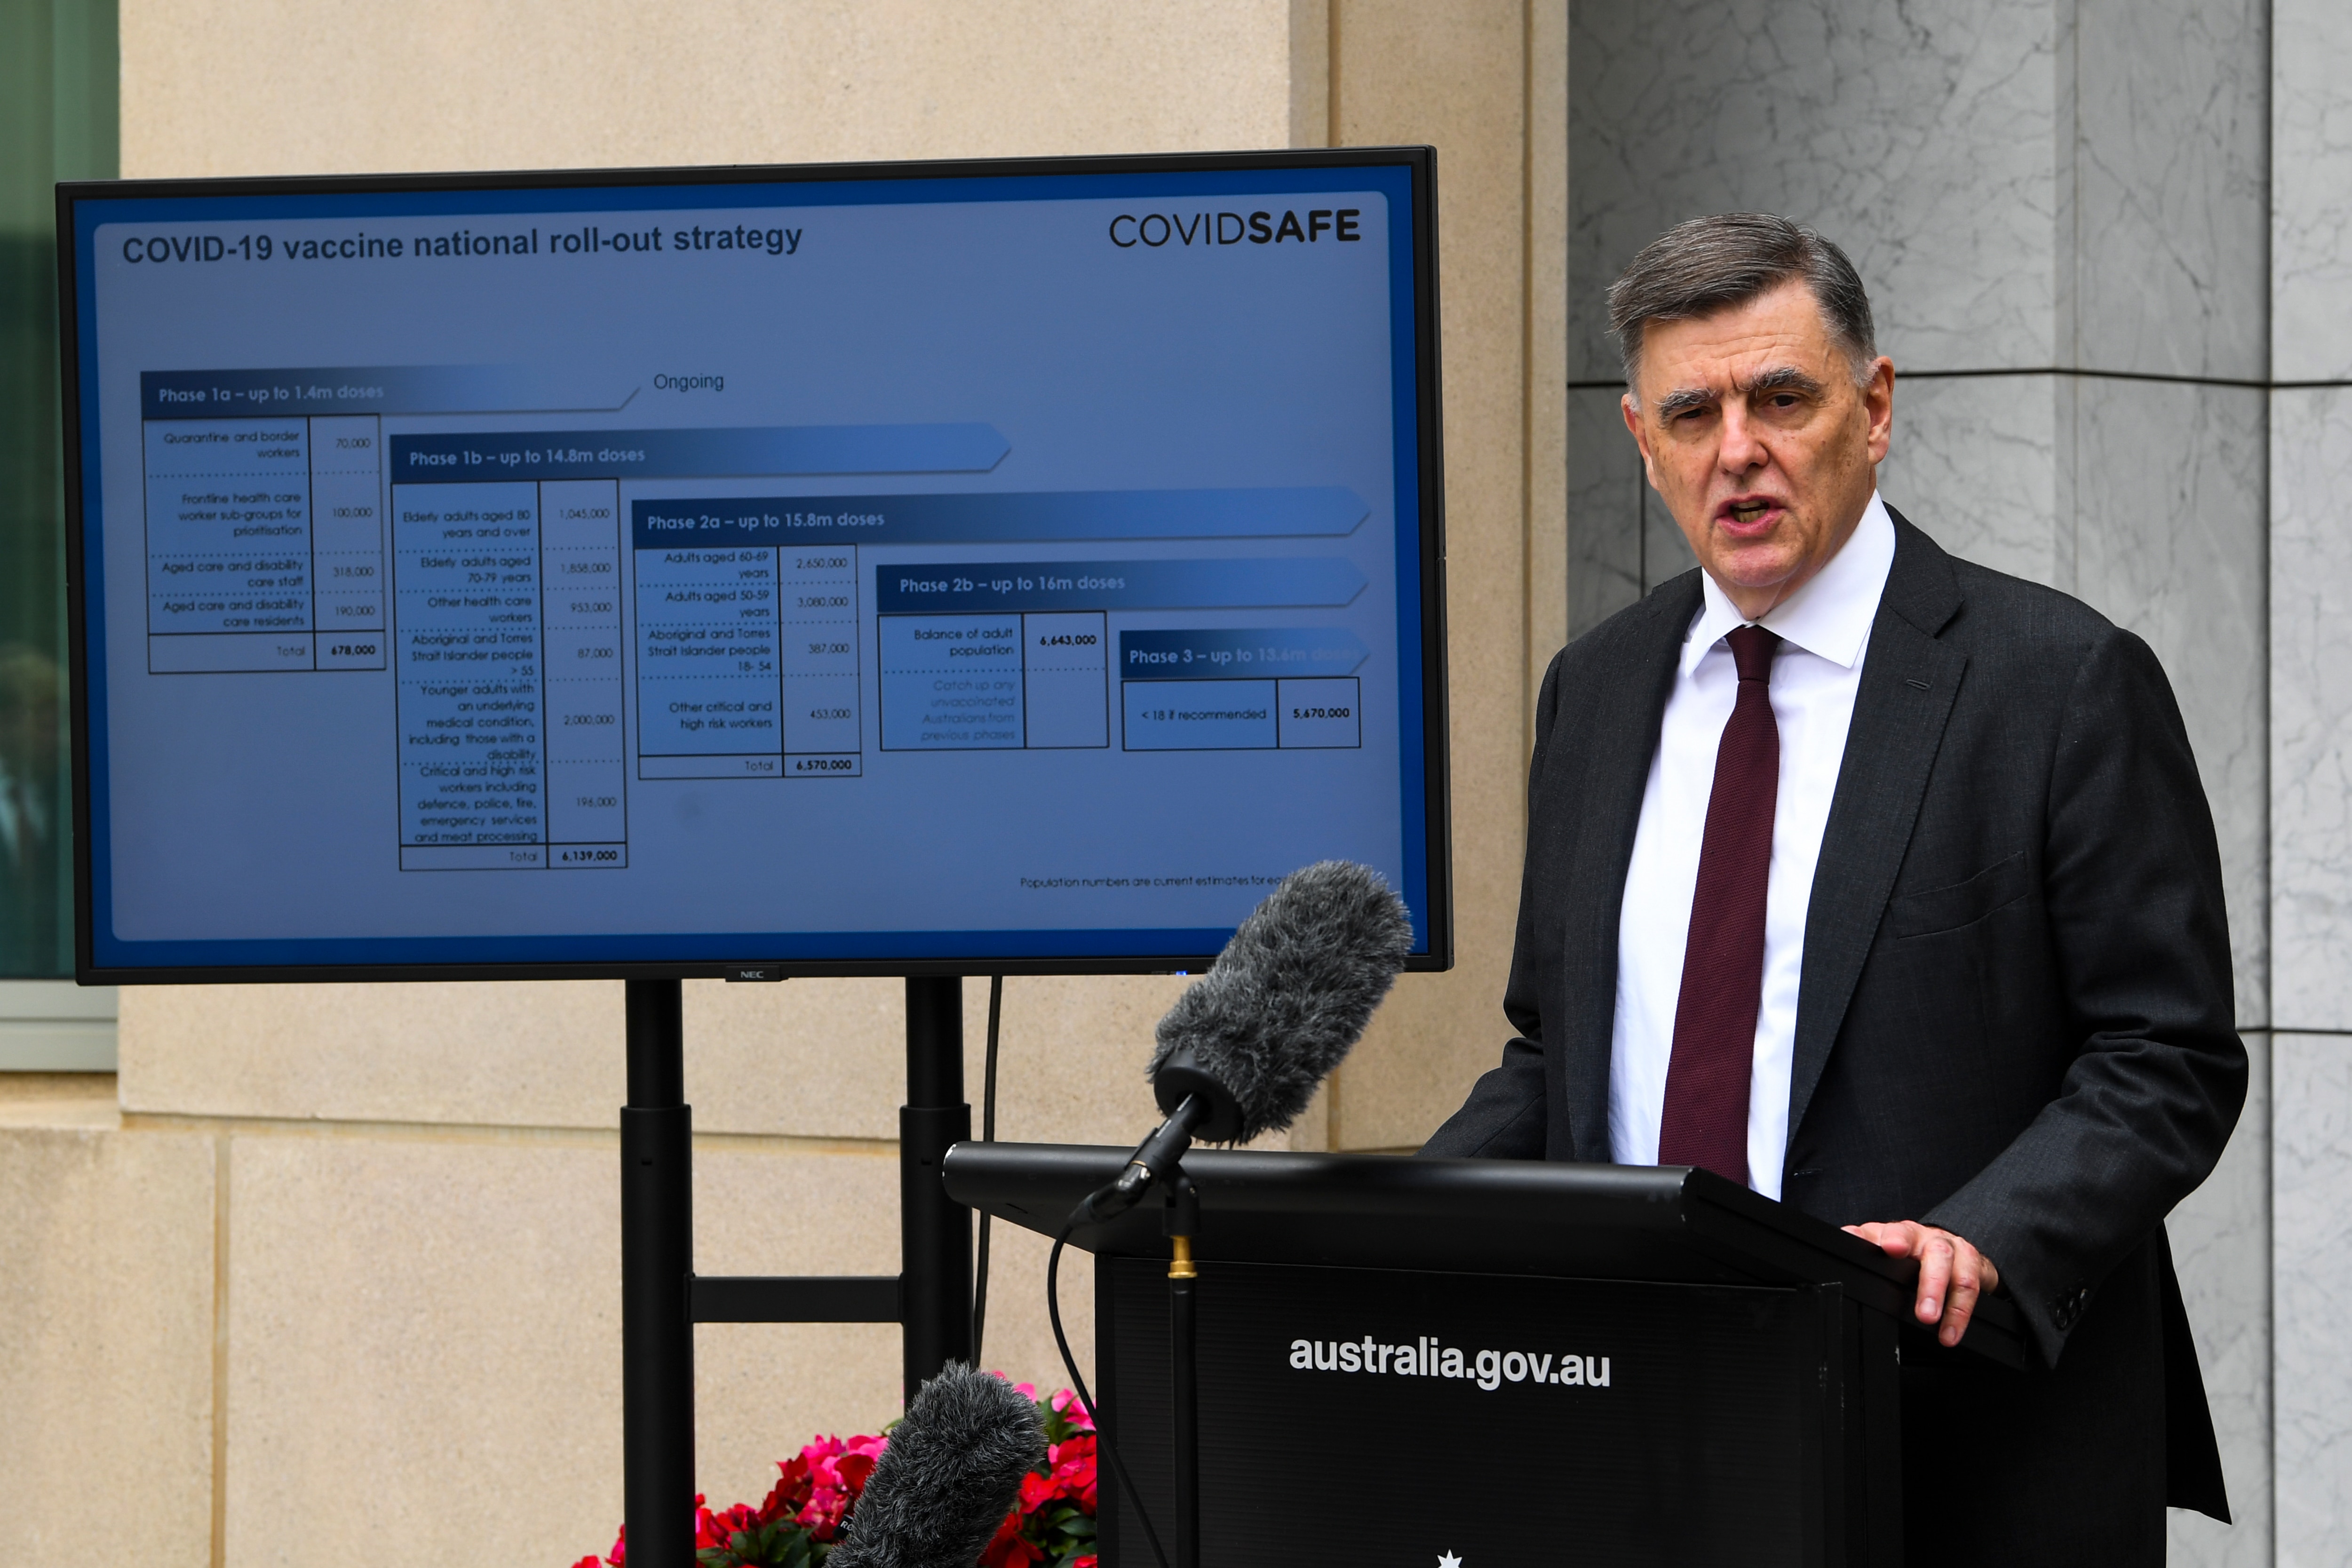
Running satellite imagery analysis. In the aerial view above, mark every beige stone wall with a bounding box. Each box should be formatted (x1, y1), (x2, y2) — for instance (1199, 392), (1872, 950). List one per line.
(1324, 0), (1569, 1147)
(0, 3), (1567, 1560)
(0, 1108), (214, 1565)
(120, 0), (1300, 175)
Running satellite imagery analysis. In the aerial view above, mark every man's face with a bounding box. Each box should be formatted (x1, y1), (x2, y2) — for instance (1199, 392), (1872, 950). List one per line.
(1621, 279), (1894, 619)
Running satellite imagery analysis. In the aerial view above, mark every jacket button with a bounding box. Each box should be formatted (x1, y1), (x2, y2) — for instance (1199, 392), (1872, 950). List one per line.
(2051, 1295), (2077, 1331)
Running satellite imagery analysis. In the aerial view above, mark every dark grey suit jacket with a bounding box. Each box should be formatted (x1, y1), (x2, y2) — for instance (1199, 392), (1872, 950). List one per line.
(1424, 512), (2245, 1553)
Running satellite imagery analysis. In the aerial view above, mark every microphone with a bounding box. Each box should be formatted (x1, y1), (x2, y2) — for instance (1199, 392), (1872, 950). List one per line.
(829, 1362), (1045, 1568)
(1086, 860), (1414, 1218)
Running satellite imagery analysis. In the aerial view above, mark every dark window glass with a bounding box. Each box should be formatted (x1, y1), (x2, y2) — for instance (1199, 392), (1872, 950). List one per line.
(0, 0), (115, 976)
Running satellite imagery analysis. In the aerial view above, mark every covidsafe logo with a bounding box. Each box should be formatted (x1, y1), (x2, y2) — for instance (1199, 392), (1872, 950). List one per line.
(1108, 208), (1364, 248)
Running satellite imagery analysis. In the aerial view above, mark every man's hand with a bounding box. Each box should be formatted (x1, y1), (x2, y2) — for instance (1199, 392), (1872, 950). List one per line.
(1843, 1221), (1999, 1348)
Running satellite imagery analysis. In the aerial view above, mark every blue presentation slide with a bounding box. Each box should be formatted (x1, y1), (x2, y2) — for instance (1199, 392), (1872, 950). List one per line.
(71, 167), (1429, 968)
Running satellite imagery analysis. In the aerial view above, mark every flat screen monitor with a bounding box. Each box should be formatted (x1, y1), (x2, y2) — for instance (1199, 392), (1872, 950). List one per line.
(59, 149), (1448, 981)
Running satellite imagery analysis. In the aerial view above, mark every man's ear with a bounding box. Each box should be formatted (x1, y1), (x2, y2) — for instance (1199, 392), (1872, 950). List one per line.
(1863, 358), (1894, 466)
(1621, 393), (1661, 492)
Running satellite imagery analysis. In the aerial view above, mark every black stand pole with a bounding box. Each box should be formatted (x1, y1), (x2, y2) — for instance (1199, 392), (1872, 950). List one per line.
(1167, 1173), (1200, 1568)
(900, 975), (974, 1398)
(622, 978), (694, 1568)
(620, 974), (977, 1562)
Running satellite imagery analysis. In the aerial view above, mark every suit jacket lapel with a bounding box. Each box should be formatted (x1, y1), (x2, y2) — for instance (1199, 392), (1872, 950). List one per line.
(1558, 572), (1699, 1162)
(1786, 512), (1967, 1151)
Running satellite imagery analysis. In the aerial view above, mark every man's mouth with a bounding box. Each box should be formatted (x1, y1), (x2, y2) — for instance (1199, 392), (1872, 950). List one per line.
(1719, 496), (1783, 531)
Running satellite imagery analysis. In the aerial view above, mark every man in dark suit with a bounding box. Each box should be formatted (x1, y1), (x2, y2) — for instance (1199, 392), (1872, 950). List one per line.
(1424, 214), (2245, 1563)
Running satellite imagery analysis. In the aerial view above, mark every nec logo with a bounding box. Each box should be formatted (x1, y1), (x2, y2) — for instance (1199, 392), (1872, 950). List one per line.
(1108, 208), (1364, 248)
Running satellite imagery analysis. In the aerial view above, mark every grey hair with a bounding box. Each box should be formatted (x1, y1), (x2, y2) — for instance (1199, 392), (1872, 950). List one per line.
(1607, 214), (1877, 404)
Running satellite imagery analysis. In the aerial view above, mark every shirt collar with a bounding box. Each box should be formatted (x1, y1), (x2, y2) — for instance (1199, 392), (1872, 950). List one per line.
(1680, 492), (1897, 676)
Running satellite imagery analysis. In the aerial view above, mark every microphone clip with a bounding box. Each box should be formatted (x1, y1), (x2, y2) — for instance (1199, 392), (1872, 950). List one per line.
(1084, 1092), (1209, 1221)
(1079, 1041), (1247, 1223)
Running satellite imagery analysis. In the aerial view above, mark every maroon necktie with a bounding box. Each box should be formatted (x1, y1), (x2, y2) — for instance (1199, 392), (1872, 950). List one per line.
(1657, 623), (1781, 1186)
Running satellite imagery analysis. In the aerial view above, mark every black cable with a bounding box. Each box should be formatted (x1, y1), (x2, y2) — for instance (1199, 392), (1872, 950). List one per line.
(971, 974), (1002, 1362)
(1047, 1211), (1172, 1568)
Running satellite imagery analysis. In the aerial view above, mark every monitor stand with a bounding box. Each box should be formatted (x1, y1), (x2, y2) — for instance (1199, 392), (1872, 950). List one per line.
(620, 975), (973, 1568)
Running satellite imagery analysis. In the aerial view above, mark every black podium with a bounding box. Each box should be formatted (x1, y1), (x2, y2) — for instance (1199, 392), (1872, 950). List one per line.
(944, 1143), (2026, 1568)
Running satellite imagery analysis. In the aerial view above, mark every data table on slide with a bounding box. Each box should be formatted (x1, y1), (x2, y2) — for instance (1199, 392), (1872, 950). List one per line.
(877, 609), (1109, 751)
(140, 454), (1386, 878)
(633, 542), (864, 778)
(142, 412), (386, 672)
(389, 478), (629, 869)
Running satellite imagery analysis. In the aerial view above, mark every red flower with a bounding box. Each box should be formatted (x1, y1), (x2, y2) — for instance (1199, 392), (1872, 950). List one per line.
(1048, 1433), (1098, 1512)
(788, 1432), (889, 1539)
(696, 1501), (761, 1552)
(761, 1451), (811, 1525)
(578, 1389), (1098, 1568)
(835, 1446), (880, 1497)
(979, 1508), (1045, 1568)
(1049, 1387), (1096, 1433)
(1017, 1469), (1060, 1512)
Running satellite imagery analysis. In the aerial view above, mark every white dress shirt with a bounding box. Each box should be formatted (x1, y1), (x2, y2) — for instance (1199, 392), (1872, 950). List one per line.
(1607, 493), (1896, 1198)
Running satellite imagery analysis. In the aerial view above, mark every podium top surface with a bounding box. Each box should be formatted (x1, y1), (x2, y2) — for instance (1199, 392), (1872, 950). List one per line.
(944, 1141), (2026, 1369)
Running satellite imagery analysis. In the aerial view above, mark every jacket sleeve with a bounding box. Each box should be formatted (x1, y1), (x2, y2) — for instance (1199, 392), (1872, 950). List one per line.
(1420, 1037), (1549, 1157)
(1420, 649), (1568, 1162)
(1923, 627), (2248, 1367)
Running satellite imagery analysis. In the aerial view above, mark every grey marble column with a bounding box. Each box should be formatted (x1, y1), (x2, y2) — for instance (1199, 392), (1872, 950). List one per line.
(2272, 1033), (2350, 1565)
(2271, 3), (2352, 1558)
(2268, 97), (2352, 1568)
(1567, 1), (2276, 1559)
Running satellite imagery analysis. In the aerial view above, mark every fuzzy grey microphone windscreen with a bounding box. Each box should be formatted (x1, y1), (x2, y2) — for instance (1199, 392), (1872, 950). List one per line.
(1148, 860), (1414, 1142)
(829, 1363), (1046, 1568)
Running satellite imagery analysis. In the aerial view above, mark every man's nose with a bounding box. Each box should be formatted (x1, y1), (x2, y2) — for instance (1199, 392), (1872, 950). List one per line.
(1718, 404), (1769, 472)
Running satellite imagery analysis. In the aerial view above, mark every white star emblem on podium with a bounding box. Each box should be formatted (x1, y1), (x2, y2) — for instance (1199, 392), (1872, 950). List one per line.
(1438, 1554), (1463, 1568)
